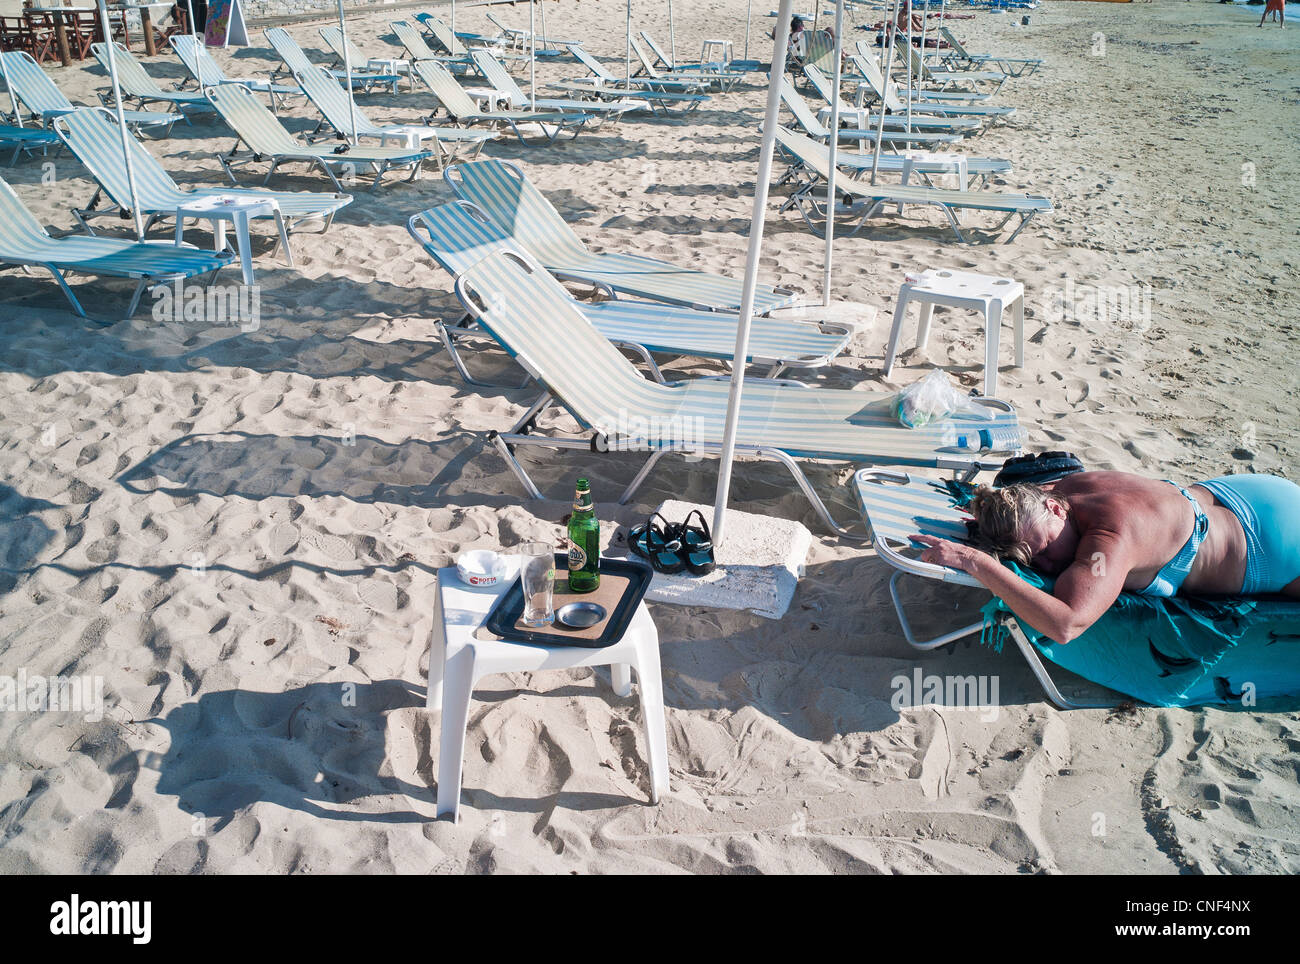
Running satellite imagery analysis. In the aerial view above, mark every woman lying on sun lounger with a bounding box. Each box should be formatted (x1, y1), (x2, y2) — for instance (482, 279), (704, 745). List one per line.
(912, 472), (1300, 644)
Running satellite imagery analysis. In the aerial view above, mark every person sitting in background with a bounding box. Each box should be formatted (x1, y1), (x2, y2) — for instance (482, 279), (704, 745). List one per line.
(912, 471), (1300, 644)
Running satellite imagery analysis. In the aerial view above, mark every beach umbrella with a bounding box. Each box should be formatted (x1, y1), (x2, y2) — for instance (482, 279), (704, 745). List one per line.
(821, 0), (844, 306)
(710, 0), (794, 545)
(95, 0), (144, 240)
(335, 0), (357, 145)
(869, 0), (901, 184)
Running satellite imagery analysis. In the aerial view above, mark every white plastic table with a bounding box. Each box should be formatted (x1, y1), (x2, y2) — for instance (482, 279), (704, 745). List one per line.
(174, 195), (291, 285)
(427, 562), (669, 822)
(883, 268), (1025, 396)
(700, 38), (733, 68)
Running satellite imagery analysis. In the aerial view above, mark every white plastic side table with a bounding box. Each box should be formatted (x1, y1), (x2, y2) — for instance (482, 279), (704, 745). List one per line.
(174, 196), (292, 286)
(700, 38), (733, 68)
(426, 564), (670, 822)
(883, 268), (1025, 396)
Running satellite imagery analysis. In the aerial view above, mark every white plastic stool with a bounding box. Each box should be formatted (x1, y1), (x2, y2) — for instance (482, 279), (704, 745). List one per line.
(897, 152), (968, 213)
(700, 38), (733, 68)
(883, 268), (1025, 396)
(426, 563), (670, 822)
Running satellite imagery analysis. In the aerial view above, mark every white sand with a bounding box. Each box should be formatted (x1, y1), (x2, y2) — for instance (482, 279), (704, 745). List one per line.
(0, 0), (1297, 874)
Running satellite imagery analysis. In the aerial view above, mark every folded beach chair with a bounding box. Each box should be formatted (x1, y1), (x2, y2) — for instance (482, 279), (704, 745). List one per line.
(409, 200), (857, 385)
(204, 83), (434, 191)
(841, 59), (1016, 123)
(452, 249), (1021, 535)
(289, 60), (497, 157)
(390, 19), (473, 75)
(0, 125), (61, 166)
(851, 470), (1300, 709)
(468, 50), (646, 123)
(53, 108), (351, 252)
(775, 125), (1050, 243)
(780, 82), (963, 149)
(939, 27), (1042, 77)
(0, 173), (232, 319)
(170, 34), (300, 111)
(803, 64), (988, 132)
(317, 26), (409, 92)
(445, 158), (800, 313)
(264, 26), (400, 95)
(90, 42), (215, 123)
(630, 36), (741, 92)
(1, 50), (178, 134)
(894, 43), (1006, 96)
(412, 59), (592, 146)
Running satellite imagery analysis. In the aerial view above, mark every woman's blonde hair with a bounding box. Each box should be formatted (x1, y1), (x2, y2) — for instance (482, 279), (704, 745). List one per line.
(968, 483), (1069, 567)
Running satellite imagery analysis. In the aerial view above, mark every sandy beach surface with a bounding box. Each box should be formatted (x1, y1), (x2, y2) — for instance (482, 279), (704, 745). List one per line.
(1, 0), (1297, 874)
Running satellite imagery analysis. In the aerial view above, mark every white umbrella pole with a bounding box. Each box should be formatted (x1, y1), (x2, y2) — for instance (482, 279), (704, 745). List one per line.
(905, 0), (913, 134)
(450, 0), (455, 38)
(530, 0), (536, 110)
(711, 0), (794, 546)
(821, 0), (844, 306)
(336, 0), (357, 145)
(918, 0), (929, 83)
(668, 0), (675, 68)
(744, 0), (752, 61)
(96, 0), (144, 240)
(185, 0), (197, 38)
(625, 0), (632, 86)
(540, 0), (549, 50)
(869, 0), (901, 184)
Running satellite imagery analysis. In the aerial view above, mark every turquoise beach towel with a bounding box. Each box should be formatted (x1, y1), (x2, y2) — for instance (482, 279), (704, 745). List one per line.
(981, 564), (1300, 708)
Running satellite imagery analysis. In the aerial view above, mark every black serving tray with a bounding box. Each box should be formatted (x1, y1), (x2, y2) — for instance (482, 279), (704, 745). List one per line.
(484, 554), (654, 648)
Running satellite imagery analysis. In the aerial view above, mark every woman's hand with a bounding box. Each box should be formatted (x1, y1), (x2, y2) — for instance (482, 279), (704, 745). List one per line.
(910, 534), (987, 574)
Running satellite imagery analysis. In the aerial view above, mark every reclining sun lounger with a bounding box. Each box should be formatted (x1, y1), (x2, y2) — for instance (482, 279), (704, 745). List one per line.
(563, 43), (712, 97)
(0, 125), (61, 166)
(854, 47), (995, 106)
(90, 42), (215, 122)
(317, 26), (409, 92)
(204, 83), (434, 191)
(630, 36), (741, 92)
(639, 30), (747, 75)
(1, 50), (178, 134)
(288, 59), (497, 157)
(265, 26), (400, 95)
(840, 59), (1016, 123)
(170, 34), (300, 111)
(417, 12), (527, 63)
(781, 82), (963, 149)
(444, 158), (800, 313)
(939, 27), (1042, 77)
(802, 65), (987, 133)
(409, 200), (857, 385)
(412, 59), (593, 145)
(451, 249), (1021, 535)
(893, 44), (1006, 97)
(852, 469), (1300, 709)
(775, 126), (1051, 243)
(484, 10), (577, 56)
(0, 173), (232, 319)
(468, 50), (646, 123)
(390, 19), (474, 75)
(53, 108), (351, 253)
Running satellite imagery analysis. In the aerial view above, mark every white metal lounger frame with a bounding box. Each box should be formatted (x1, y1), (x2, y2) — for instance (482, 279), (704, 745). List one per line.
(854, 468), (1117, 709)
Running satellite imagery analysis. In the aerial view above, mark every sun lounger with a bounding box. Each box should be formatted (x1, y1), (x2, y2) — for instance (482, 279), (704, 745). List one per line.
(0, 173), (232, 319)
(1, 50), (178, 134)
(264, 26), (400, 95)
(563, 43), (713, 98)
(409, 200), (857, 385)
(170, 34), (300, 111)
(450, 249), (1021, 535)
(411, 59), (592, 145)
(837, 59), (1016, 123)
(893, 43), (1006, 96)
(0, 125), (61, 165)
(802, 64), (988, 132)
(204, 83), (434, 191)
(288, 59), (497, 157)
(484, 10), (576, 56)
(417, 12), (526, 62)
(780, 81), (965, 147)
(444, 158), (800, 313)
(53, 108), (351, 253)
(630, 36), (741, 92)
(390, 19), (474, 75)
(468, 49), (646, 122)
(775, 125), (1051, 243)
(90, 42), (215, 122)
(939, 27), (1042, 77)
(317, 26), (409, 92)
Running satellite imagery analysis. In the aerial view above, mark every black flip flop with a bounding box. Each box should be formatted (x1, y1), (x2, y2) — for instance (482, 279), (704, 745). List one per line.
(629, 512), (674, 560)
(629, 513), (687, 574)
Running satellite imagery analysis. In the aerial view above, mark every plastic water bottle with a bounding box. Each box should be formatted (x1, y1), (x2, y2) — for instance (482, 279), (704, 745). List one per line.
(941, 424), (1025, 452)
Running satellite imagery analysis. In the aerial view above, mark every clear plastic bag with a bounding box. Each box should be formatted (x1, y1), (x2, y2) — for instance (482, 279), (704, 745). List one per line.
(893, 370), (994, 429)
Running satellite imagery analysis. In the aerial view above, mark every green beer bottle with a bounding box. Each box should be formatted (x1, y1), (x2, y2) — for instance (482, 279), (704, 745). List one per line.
(567, 478), (600, 593)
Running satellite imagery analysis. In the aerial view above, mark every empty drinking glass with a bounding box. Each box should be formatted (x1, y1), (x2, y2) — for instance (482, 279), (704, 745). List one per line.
(519, 542), (555, 627)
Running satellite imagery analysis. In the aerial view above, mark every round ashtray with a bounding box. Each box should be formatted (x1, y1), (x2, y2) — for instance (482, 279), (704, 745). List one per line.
(555, 601), (607, 629)
(456, 549), (508, 587)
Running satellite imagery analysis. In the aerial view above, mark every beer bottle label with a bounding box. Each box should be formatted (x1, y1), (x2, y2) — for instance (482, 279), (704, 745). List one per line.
(568, 539), (588, 572)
